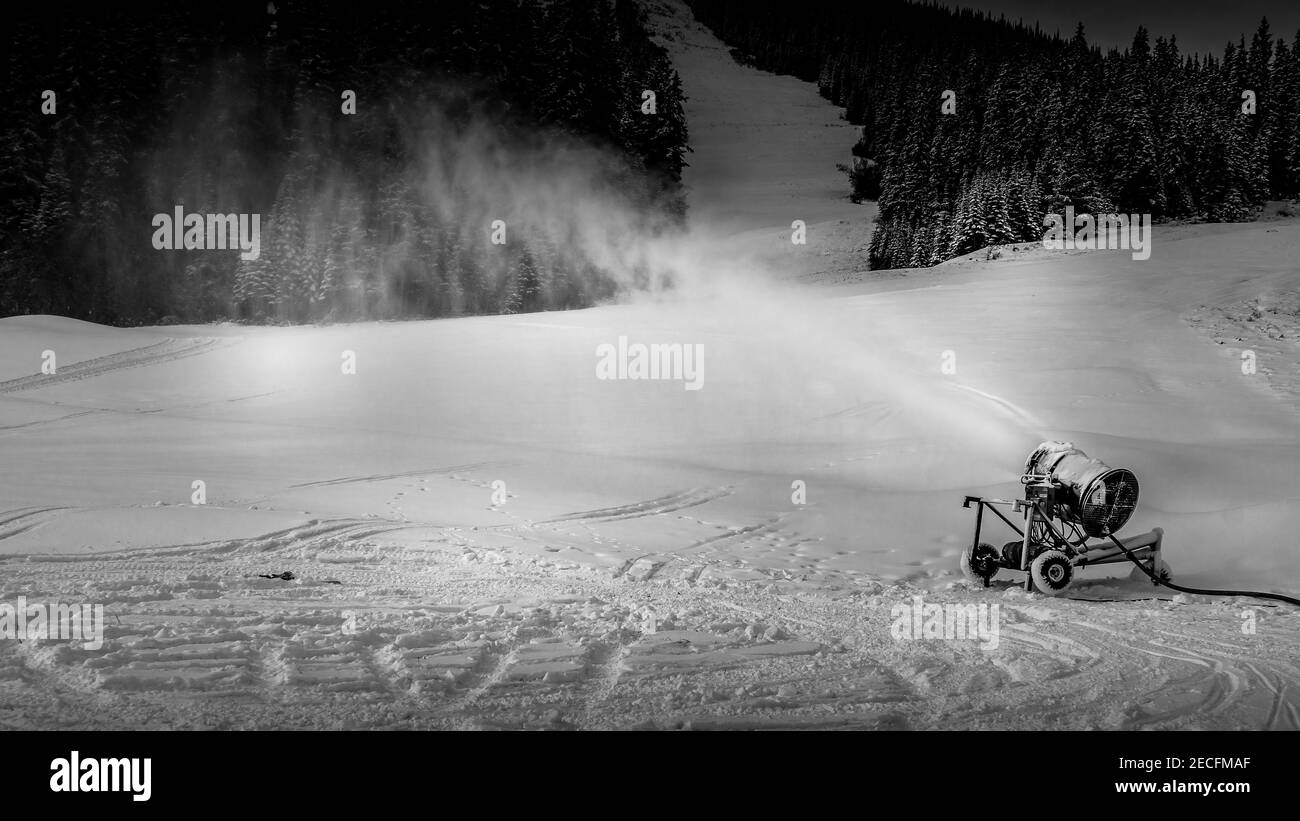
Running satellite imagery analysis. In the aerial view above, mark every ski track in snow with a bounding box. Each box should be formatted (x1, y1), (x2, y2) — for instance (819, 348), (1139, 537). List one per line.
(541, 487), (732, 524)
(2, 520), (1298, 729)
(0, 337), (228, 395)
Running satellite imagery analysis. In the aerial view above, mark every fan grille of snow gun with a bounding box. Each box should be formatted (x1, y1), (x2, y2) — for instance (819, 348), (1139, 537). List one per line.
(1024, 442), (1139, 537)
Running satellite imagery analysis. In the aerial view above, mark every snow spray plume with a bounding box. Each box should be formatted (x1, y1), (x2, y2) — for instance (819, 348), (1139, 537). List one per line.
(221, 80), (693, 323)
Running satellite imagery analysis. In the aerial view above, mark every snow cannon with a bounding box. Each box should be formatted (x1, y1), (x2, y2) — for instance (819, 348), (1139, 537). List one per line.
(959, 442), (1169, 596)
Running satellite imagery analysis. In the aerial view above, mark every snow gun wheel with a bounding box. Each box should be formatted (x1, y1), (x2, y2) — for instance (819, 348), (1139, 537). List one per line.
(1129, 557), (1172, 584)
(961, 542), (1001, 584)
(1029, 549), (1074, 595)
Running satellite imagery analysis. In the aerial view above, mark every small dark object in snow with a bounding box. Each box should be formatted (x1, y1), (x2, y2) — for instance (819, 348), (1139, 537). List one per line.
(259, 571), (295, 581)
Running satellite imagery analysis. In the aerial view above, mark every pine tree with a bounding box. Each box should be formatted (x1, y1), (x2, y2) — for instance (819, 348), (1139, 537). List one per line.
(948, 182), (988, 257)
(982, 174), (1017, 245)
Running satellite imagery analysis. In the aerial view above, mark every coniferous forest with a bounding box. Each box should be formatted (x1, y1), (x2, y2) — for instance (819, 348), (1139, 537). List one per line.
(687, 0), (1300, 269)
(0, 0), (689, 325)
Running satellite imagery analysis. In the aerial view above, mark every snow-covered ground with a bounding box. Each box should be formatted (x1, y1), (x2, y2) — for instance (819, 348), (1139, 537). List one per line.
(1, 0), (1298, 730)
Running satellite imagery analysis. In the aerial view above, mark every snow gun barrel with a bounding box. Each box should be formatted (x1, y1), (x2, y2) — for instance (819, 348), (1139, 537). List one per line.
(1023, 441), (1139, 537)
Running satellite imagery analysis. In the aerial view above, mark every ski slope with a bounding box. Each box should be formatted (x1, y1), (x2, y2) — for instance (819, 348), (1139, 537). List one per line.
(0, 0), (1298, 730)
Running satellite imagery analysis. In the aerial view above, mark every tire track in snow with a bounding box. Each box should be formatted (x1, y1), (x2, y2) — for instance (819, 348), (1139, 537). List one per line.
(1122, 640), (1244, 728)
(1070, 620), (1253, 728)
(1150, 626), (1300, 730)
(997, 624), (1102, 668)
(1241, 662), (1300, 730)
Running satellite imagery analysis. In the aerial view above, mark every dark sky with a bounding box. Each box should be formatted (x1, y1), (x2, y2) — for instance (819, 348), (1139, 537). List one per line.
(944, 1), (1300, 58)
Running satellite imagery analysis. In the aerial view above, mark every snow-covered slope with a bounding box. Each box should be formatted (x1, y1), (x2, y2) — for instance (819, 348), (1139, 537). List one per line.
(0, 0), (1297, 730)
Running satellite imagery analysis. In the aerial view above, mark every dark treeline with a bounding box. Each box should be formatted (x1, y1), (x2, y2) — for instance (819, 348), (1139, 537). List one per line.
(687, 0), (1300, 269)
(1, 0), (689, 325)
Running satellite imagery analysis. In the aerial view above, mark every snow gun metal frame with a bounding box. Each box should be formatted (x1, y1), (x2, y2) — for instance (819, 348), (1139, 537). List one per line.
(959, 441), (1168, 596)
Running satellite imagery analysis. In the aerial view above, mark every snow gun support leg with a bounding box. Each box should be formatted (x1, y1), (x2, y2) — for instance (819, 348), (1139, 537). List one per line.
(1017, 501), (1038, 592)
(960, 495), (1027, 587)
(1075, 527), (1165, 582)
